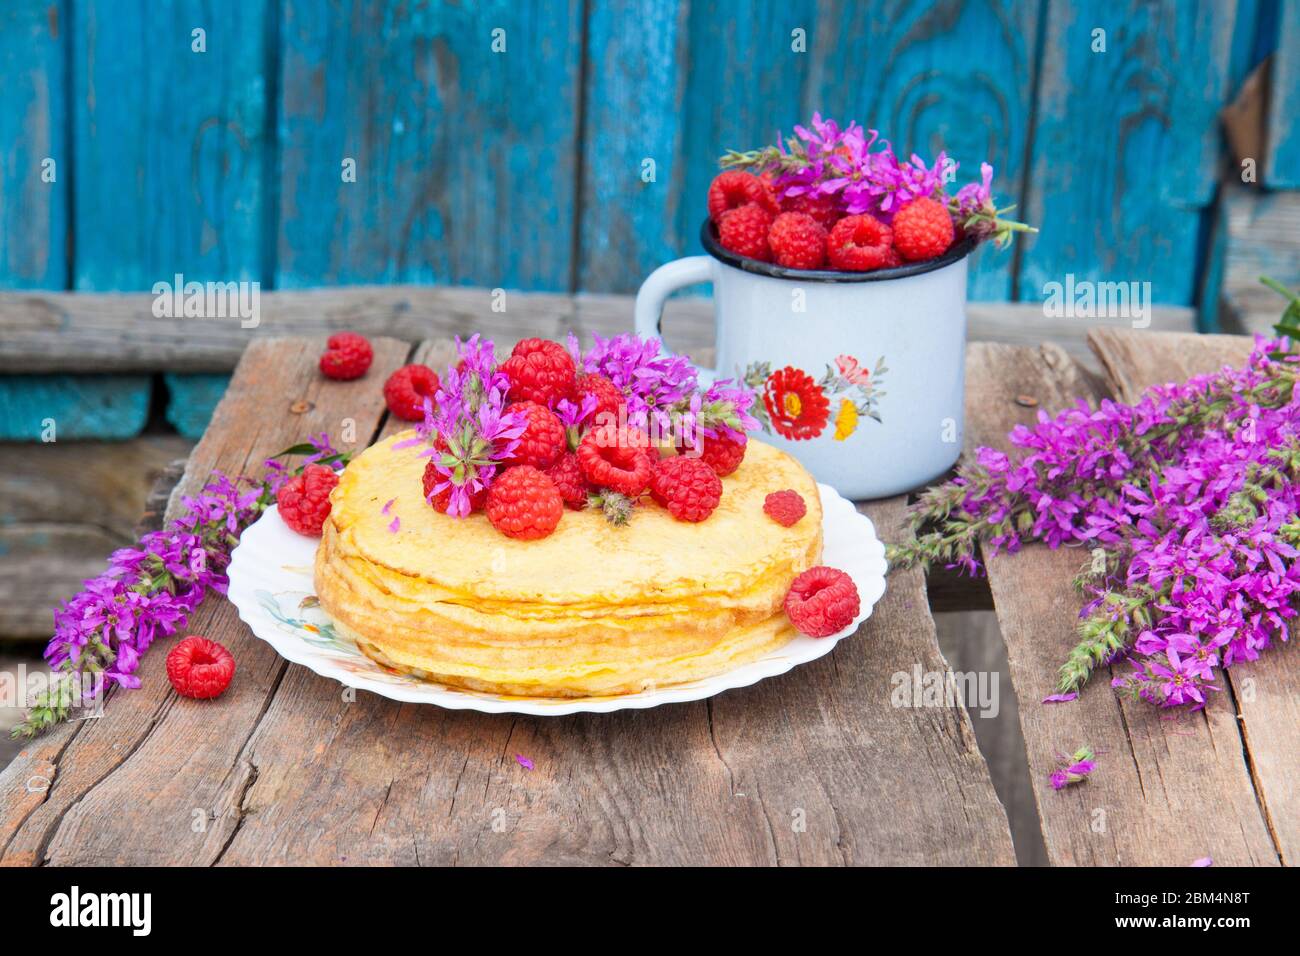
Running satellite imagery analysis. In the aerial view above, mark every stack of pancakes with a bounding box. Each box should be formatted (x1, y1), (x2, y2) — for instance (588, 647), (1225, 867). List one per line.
(314, 432), (823, 697)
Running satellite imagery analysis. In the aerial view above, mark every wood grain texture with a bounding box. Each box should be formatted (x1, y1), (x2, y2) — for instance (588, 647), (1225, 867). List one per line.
(0, 436), (192, 637)
(164, 373), (232, 439)
(0, 288), (1195, 373)
(1087, 327), (1298, 864)
(71, 0), (271, 290)
(803, 0), (1041, 300)
(966, 339), (1279, 865)
(577, 0), (690, 292)
(1264, 0), (1300, 187)
(0, 336), (411, 866)
(0, 374), (150, 440)
(0, 1), (66, 288)
(0, 336), (1016, 866)
(1019, 0), (1242, 305)
(276, 0), (582, 291)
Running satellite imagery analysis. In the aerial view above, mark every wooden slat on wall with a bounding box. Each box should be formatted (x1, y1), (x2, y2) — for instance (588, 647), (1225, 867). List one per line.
(577, 0), (691, 292)
(1265, 0), (1300, 187)
(802, 0), (1041, 300)
(1019, 0), (1242, 305)
(276, 0), (583, 291)
(0, 1), (67, 289)
(71, 0), (272, 289)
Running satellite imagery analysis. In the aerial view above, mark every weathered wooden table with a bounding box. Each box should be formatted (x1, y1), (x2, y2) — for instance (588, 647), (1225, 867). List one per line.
(1, 328), (1294, 866)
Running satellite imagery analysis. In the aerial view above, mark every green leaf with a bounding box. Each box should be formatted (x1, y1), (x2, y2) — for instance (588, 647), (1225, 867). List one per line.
(268, 442), (318, 459)
(1260, 276), (1300, 340)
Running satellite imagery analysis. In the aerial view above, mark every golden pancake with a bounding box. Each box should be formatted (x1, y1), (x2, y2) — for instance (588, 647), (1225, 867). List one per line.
(314, 431), (822, 697)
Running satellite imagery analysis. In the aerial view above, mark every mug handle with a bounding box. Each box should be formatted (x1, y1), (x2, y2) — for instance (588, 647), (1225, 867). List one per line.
(633, 256), (716, 382)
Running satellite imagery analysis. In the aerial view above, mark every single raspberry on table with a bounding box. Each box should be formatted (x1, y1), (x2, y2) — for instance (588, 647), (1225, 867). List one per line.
(892, 197), (955, 262)
(276, 464), (339, 536)
(545, 451), (590, 510)
(707, 170), (778, 222)
(486, 465), (564, 540)
(784, 566), (860, 637)
(422, 459), (487, 514)
(505, 401), (565, 469)
(383, 364), (440, 421)
(763, 489), (807, 527)
(768, 212), (828, 270)
(780, 191), (842, 230)
(319, 332), (373, 380)
(649, 455), (723, 522)
(577, 427), (653, 497)
(828, 215), (894, 271)
(718, 202), (774, 262)
(166, 636), (236, 699)
(576, 373), (624, 430)
(689, 432), (746, 477)
(501, 338), (577, 408)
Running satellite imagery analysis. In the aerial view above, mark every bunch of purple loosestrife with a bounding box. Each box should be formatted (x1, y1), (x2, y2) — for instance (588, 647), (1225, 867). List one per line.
(890, 336), (1300, 710)
(14, 435), (344, 738)
(720, 112), (1034, 247)
(569, 332), (759, 444)
(409, 335), (526, 517)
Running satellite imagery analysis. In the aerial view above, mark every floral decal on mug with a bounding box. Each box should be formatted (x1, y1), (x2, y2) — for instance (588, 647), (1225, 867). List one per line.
(744, 353), (887, 441)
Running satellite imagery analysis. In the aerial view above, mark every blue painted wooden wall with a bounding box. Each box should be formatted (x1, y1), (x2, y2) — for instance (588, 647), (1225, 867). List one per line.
(0, 0), (1294, 439)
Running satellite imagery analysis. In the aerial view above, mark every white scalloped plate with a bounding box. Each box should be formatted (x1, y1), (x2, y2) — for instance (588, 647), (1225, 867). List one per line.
(226, 484), (887, 715)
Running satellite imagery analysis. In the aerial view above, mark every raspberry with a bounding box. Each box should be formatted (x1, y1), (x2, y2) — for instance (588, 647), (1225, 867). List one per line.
(784, 566), (860, 638)
(891, 197), (955, 262)
(763, 489), (807, 527)
(383, 364), (440, 421)
(693, 432), (746, 477)
(501, 338), (576, 407)
(576, 373), (624, 430)
(883, 246), (903, 268)
(767, 212), (827, 270)
(422, 459), (487, 514)
(544, 451), (590, 509)
(827, 215), (894, 271)
(780, 192), (842, 229)
(577, 427), (653, 497)
(717, 202), (774, 261)
(649, 456), (723, 522)
(276, 464), (339, 536)
(707, 171), (778, 222)
(505, 401), (565, 469)
(319, 332), (373, 380)
(166, 636), (236, 699)
(485, 466), (564, 540)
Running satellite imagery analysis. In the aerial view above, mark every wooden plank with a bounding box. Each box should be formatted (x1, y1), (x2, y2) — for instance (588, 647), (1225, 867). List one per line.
(0, 288), (1194, 373)
(1216, 185), (1300, 337)
(1019, 0), (1242, 305)
(0, 1), (66, 288)
(164, 373), (231, 440)
(577, 0), (690, 293)
(276, 0), (582, 291)
(0, 336), (411, 866)
(213, 495), (1013, 866)
(1264, 0), (1300, 187)
(1087, 327), (1298, 864)
(1, 336), (1014, 865)
(0, 436), (192, 638)
(802, 0), (1042, 300)
(71, 0), (271, 290)
(0, 374), (150, 440)
(965, 339), (1278, 865)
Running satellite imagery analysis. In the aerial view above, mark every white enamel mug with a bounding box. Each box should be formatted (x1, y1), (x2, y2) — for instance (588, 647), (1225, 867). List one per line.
(634, 220), (974, 500)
